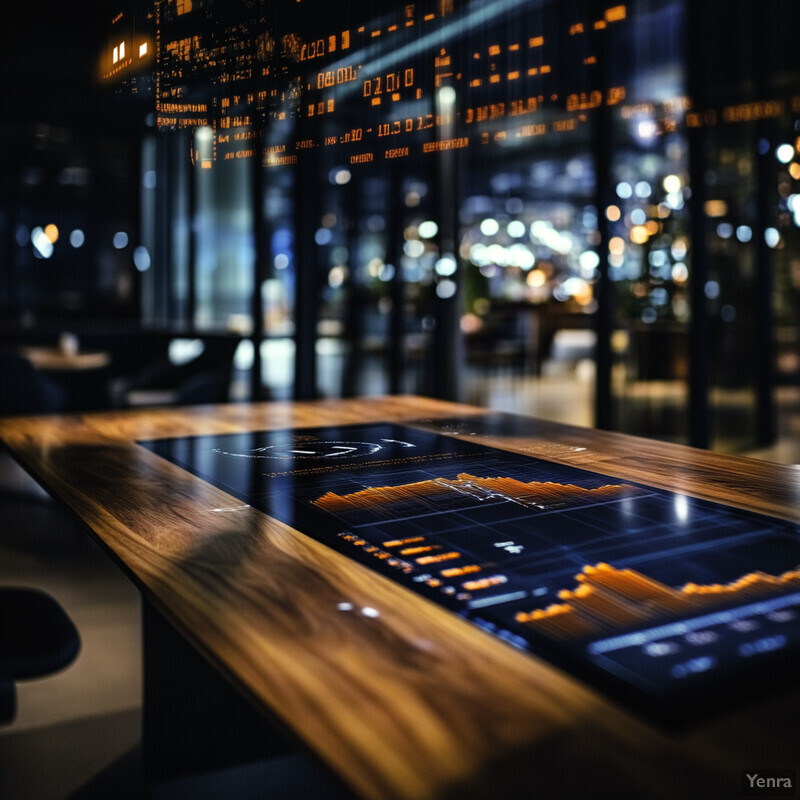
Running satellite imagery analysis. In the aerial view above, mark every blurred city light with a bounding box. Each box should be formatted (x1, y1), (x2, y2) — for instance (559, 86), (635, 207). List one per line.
(776, 143), (794, 164)
(480, 218), (500, 236)
(31, 227), (54, 258)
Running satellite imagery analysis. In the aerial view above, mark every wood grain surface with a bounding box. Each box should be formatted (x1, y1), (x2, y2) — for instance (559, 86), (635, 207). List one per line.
(1, 396), (798, 800)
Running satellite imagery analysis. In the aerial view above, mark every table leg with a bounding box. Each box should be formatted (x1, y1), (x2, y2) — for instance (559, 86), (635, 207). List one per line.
(141, 598), (295, 784)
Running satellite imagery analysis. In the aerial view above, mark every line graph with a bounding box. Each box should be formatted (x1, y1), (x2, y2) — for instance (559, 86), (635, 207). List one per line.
(313, 473), (645, 513)
(516, 562), (800, 639)
(141, 420), (800, 718)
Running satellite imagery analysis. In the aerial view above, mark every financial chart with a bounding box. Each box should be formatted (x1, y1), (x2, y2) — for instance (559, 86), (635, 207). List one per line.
(141, 419), (800, 721)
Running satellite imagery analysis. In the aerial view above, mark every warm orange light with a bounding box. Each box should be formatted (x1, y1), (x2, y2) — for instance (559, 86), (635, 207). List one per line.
(441, 565), (481, 578)
(606, 204), (621, 222)
(526, 269), (546, 288)
(44, 224), (59, 244)
(606, 5), (627, 23)
(575, 284), (593, 306)
(517, 561), (800, 639)
(463, 575), (508, 591)
(460, 313), (482, 333)
(383, 537), (424, 547)
(417, 552), (461, 565)
(609, 236), (625, 254)
(630, 225), (649, 244)
(703, 199), (728, 217)
(672, 263), (689, 284)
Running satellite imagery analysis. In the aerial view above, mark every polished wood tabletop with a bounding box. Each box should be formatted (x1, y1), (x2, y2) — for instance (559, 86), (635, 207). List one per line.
(19, 345), (110, 371)
(1, 395), (799, 799)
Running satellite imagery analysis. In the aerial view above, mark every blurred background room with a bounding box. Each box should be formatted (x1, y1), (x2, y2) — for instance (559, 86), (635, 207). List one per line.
(1, 0), (798, 460)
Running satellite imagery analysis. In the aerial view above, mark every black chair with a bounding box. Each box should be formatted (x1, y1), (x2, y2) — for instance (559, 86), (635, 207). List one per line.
(0, 586), (81, 723)
(111, 335), (242, 407)
(0, 353), (66, 415)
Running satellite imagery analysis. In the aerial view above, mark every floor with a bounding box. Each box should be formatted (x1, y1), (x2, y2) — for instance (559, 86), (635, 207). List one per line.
(0, 454), (143, 799)
(0, 450), (353, 800)
(0, 369), (798, 800)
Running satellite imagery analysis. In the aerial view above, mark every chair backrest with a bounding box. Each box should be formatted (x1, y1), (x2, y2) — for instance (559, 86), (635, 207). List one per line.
(0, 354), (66, 415)
(131, 335), (241, 404)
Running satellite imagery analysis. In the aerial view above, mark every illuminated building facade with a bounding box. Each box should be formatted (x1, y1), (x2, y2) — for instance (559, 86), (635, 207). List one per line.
(3, 0), (799, 454)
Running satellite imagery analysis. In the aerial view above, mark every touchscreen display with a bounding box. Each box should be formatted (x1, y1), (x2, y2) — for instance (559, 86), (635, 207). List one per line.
(141, 418), (800, 723)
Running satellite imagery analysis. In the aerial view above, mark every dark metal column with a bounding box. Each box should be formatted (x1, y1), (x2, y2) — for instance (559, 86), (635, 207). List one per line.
(431, 86), (463, 401)
(3, 161), (20, 317)
(292, 134), (320, 400)
(754, 6), (777, 448)
(686, 0), (711, 449)
(154, 132), (172, 326)
(186, 132), (197, 329)
(388, 161), (406, 394)
(250, 123), (267, 400)
(592, 24), (613, 431)
(341, 176), (363, 398)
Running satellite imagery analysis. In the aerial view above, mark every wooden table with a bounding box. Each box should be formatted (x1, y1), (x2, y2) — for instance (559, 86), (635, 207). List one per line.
(19, 345), (110, 372)
(1, 396), (799, 799)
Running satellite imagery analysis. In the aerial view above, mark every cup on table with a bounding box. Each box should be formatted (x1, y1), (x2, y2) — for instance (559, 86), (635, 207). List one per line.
(58, 333), (79, 357)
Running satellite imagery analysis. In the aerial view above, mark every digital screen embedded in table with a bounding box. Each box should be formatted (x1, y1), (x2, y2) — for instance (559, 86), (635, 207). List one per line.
(140, 420), (800, 722)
